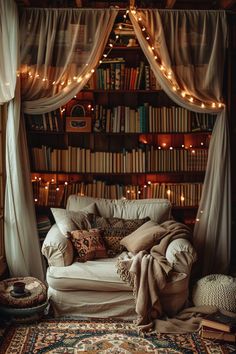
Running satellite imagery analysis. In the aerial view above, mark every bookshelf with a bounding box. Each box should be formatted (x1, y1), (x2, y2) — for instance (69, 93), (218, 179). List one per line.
(25, 24), (217, 227)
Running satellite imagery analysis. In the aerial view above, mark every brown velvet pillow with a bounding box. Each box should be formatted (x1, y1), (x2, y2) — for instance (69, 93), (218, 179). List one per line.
(120, 220), (167, 254)
(67, 228), (107, 262)
(90, 215), (150, 256)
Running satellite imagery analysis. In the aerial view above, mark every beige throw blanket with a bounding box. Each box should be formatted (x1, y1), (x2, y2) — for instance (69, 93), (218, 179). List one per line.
(117, 220), (198, 332)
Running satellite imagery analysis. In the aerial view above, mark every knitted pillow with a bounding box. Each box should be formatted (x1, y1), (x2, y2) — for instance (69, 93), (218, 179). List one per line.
(67, 228), (107, 262)
(90, 215), (150, 256)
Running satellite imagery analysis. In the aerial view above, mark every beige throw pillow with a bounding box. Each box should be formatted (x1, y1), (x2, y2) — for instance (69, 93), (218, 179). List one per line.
(51, 203), (98, 236)
(120, 220), (167, 254)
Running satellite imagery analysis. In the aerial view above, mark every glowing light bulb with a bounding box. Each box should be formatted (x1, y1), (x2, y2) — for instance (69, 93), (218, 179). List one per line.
(201, 103), (205, 108)
(189, 97), (193, 102)
(142, 27), (146, 31)
(180, 196), (185, 202)
(64, 181), (68, 185)
(181, 92), (186, 97)
(212, 102), (216, 108)
(56, 187), (59, 191)
(167, 189), (171, 196)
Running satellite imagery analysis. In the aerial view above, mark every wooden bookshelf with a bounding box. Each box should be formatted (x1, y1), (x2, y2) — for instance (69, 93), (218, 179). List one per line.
(25, 20), (217, 227)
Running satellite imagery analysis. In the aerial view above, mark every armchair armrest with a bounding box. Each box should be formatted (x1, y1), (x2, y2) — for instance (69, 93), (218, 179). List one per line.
(41, 224), (74, 267)
(166, 238), (197, 274)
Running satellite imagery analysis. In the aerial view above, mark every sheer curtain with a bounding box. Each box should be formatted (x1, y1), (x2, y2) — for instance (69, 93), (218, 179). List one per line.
(3, 7), (118, 279)
(20, 8), (118, 113)
(0, 0), (45, 280)
(130, 9), (230, 275)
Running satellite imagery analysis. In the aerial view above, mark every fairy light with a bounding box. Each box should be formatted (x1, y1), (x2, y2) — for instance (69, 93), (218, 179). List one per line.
(134, 14), (224, 111)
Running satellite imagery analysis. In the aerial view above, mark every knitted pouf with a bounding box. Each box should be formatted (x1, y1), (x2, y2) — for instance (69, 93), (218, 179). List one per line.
(192, 274), (236, 312)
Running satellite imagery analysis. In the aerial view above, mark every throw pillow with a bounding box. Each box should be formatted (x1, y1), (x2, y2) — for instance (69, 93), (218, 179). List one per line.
(90, 215), (150, 255)
(120, 220), (167, 254)
(67, 228), (107, 262)
(51, 203), (98, 236)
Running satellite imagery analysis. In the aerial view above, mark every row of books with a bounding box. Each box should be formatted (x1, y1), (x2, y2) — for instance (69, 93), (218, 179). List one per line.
(93, 104), (216, 133)
(200, 311), (236, 343)
(30, 146), (208, 173)
(25, 106), (216, 134)
(25, 109), (64, 132)
(32, 180), (203, 207)
(93, 59), (161, 91)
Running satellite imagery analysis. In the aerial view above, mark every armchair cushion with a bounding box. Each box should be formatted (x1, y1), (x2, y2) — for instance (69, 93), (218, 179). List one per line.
(51, 202), (98, 236)
(120, 220), (167, 254)
(90, 215), (150, 255)
(67, 228), (107, 262)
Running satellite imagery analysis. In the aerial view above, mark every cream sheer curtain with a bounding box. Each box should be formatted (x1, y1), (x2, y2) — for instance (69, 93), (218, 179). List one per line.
(3, 6), (118, 279)
(20, 8), (118, 113)
(0, 0), (45, 280)
(0, 0), (17, 103)
(130, 9), (230, 275)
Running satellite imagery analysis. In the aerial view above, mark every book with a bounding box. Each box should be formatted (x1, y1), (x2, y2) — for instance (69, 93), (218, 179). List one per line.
(200, 326), (236, 343)
(201, 312), (236, 333)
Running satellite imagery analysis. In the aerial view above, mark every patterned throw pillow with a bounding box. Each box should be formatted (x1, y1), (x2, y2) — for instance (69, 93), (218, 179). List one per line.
(90, 215), (150, 256)
(67, 228), (107, 262)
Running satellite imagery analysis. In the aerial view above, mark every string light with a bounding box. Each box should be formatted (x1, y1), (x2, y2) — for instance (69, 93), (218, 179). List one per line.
(132, 11), (224, 111)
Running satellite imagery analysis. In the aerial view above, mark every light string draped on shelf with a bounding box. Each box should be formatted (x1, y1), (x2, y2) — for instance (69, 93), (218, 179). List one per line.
(130, 8), (224, 111)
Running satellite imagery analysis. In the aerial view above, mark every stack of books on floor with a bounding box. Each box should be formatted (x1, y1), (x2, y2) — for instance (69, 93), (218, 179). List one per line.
(200, 311), (236, 343)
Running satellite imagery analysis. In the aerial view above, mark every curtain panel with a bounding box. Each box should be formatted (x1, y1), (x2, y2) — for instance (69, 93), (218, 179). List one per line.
(4, 6), (118, 279)
(130, 9), (230, 275)
(0, 0), (18, 104)
(20, 8), (118, 113)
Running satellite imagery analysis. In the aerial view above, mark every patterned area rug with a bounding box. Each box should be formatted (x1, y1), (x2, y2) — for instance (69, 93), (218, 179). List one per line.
(1, 318), (236, 353)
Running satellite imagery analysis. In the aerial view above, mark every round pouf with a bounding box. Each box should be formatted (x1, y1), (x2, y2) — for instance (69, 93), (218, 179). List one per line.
(0, 276), (48, 322)
(192, 274), (236, 312)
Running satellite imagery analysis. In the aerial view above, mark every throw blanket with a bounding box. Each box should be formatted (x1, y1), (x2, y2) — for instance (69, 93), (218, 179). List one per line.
(117, 220), (193, 332)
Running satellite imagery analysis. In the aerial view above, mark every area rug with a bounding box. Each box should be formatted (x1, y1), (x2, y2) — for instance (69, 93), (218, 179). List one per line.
(1, 318), (236, 353)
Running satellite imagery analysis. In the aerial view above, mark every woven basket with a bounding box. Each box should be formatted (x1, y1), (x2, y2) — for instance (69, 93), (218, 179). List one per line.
(192, 274), (236, 312)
